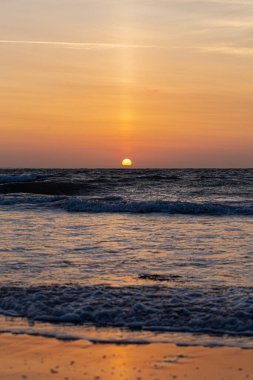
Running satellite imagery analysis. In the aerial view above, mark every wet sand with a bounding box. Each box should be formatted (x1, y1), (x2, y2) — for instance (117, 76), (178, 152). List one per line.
(0, 333), (252, 380)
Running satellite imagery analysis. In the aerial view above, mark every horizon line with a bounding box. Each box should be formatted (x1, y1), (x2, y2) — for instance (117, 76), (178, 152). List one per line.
(0, 167), (252, 170)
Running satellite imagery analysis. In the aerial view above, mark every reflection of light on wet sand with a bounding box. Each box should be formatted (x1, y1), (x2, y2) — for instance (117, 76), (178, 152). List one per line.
(0, 334), (253, 380)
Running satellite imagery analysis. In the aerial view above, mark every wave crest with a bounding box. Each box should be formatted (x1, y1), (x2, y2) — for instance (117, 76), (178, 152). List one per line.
(64, 198), (253, 216)
(0, 194), (252, 215)
(0, 174), (43, 184)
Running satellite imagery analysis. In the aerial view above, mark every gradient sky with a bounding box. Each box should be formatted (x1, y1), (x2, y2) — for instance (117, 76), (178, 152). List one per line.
(0, 0), (253, 168)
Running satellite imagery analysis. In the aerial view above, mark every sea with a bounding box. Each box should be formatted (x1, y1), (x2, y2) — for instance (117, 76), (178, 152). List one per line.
(0, 168), (252, 348)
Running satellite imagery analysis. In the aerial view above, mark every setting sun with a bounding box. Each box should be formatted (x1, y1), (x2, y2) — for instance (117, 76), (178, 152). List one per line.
(122, 158), (133, 167)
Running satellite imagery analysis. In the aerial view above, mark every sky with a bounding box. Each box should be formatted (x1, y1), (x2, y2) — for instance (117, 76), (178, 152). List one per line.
(0, 0), (252, 168)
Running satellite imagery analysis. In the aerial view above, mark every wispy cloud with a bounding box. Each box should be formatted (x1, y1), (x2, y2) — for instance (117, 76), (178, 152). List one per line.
(3, 39), (252, 57)
(203, 19), (253, 29)
(169, 0), (253, 3)
(200, 45), (253, 56)
(0, 40), (157, 50)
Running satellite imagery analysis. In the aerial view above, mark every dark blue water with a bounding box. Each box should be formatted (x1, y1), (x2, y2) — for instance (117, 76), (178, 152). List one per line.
(0, 169), (252, 347)
(0, 169), (252, 215)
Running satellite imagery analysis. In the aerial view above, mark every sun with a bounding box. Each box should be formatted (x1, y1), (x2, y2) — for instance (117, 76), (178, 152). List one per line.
(122, 158), (133, 167)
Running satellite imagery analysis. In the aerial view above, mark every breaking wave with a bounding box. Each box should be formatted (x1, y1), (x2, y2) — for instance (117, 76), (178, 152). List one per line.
(0, 285), (253, 337)
(0, 195), (252, 215)
(64, 198), (253, 215)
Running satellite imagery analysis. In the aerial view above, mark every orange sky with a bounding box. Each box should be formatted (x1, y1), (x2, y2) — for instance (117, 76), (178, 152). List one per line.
(0, 0), (252, 168)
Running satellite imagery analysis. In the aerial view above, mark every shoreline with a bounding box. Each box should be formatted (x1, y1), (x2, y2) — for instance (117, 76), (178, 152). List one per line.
(0, 333), (253, 380)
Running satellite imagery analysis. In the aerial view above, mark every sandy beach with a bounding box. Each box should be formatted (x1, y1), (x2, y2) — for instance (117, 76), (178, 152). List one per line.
(0, 333), (252, 380)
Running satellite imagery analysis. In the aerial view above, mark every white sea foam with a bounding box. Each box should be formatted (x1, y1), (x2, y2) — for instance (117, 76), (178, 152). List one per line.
(2, 327), (252, 347)
(0, 285), (253, 337)
(1, 315), (253, 348)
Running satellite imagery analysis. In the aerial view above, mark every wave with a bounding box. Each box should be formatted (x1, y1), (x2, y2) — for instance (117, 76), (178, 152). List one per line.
(64, 198), (253, 216)
(0, 194), (65, 206)
(1, 327), (252, 348)
(0, 194), (252, 215)
(0, 285), (253, 337)
(0, 173), (45, 184)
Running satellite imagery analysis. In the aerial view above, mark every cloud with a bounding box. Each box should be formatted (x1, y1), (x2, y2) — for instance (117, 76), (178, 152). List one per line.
(167, 0), (253, 3)
(2, 39), (252, 58)
(203, 19), (253, 29)
(200, 45), (253, 56)
(0, 40), (156, 50)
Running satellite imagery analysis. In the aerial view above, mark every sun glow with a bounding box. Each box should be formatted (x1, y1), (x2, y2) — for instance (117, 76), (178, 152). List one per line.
(122, 158), (133, 167)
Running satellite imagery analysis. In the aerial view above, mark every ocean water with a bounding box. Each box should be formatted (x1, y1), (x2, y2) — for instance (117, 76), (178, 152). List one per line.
(0, 169), (252, 347)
